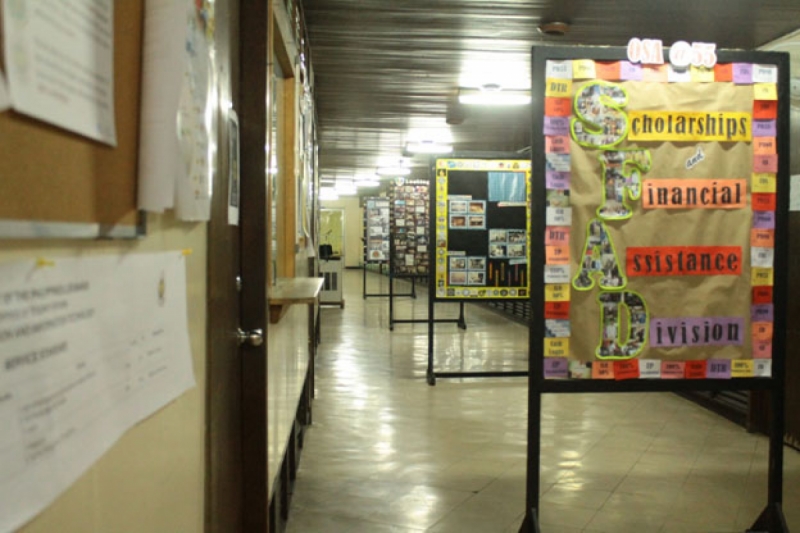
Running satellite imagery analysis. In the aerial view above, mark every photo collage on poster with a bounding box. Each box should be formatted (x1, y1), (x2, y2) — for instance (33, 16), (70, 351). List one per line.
(434, 159), (531, 299)
(391, 181), (430, 275)
(364, 197), (390, 262)
(541, 53), (778, 381)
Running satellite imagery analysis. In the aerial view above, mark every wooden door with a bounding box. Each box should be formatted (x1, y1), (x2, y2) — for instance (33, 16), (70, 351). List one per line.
(206, 0), (270, 531)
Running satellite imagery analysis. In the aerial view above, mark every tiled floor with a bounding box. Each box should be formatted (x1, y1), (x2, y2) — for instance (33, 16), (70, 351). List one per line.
(287, 270), (800, 532)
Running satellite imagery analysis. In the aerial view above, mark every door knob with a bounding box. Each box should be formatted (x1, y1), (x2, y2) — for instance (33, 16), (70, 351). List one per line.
(237, 328), (264, 347)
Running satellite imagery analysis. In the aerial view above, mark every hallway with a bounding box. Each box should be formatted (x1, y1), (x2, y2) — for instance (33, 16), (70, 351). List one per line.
(287, 270), (800, 533)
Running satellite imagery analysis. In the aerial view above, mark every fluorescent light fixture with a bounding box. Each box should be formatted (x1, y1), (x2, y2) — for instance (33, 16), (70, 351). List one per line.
(320, 187), (339, 200)
(458, 85), (531, 106)
(376, 166), (411, 176)
(334, 181), (358, 195)
(356, 179), (380, 187)
(405, 141), (453, 154)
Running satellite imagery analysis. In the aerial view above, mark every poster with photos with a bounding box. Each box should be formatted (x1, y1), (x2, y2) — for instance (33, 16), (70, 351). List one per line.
(391, 181), (430, 276)
(536, 47), (785, 382)
(434, 158), (531, 300)
(364, 197), (391, 262)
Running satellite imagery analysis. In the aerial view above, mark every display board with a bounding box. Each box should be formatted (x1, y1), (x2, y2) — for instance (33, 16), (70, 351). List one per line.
(363, 197), (390, 262)
(0, 1), (144, 238)
(534, 48), (788, 382)
(525, 44), (790, 533)
(390, 180), (429, 276)
(433, 157), (531, 300)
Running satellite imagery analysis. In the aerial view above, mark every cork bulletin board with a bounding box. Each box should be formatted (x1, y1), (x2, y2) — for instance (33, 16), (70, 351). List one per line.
(0, 1), (144, 238)
(531, 45), (789, 385)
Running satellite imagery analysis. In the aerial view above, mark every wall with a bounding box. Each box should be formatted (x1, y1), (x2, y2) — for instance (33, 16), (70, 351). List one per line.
(321, 196), (363, 268)
(6, 214), (207, 533)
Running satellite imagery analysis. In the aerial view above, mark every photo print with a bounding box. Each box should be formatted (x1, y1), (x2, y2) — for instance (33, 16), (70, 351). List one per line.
(450, 271), (467, 285)
(489, 229), (507, 243)
(449, 256), (467, 270)
(450, 215), (467, 228)
(468, 215), (486, 229)
(546, 189), (571, 208)
(597, 291), (647, 358)
(572, 218), (626, 290)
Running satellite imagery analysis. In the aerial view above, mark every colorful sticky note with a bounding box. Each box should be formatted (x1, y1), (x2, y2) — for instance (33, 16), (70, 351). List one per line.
(751, 267), (774, 286)
(544, 357), (569, 378)
(619, 61), (643, 81)
(591, 361), (614, 379)
(545, 283), (570, 301)
(754, 359), (772, 377)
(614, 360), (640, 380)
(661, 361), (685, 379)
(752, 286), (773, 304)
(544, 338), (570, 357)
(544, 97), (572, 117)
(546, 207), (572, 226)
(751, 304), (774, 323)
(685, 361), (707, 379)
(544, 301), (570, 320)
(753, 339), (773, 359)
(572, 60), (596, 79)
(731, 359), (754, 378)
(595, 61), (621, 80)
(754, 154), (778, 173)
(546, 153), (571, 172)
(750, 229), (775, 248)
(753, 211), (775, 230)
(752, 322), (773, 341)
(546, 60), (573, 80)
(732, 63), (753, 84)
(752, 64), (778, 83)
(639, 359), (662, 379)
(690, 65), (715, 83)
(642, 64), (668, 82)
(751, 193), (777, 211)
(753, 120), (777, 137)
(545, 226), (570, 245)
(751, 247), (775, 268)
(714, 63), (733, 82)
(753, 100), (778, 119)
(707, 359), (732, 379)
(545, 78), (572, 97)
(754, 83), (778, 100)
(545, 170), (571, 190)
(731, 359), (755, 378)
(753, 137), (776, 155)
(546, 245), (570, 265)
(752, 173), (776, 193)
(546, 135), (571, 154)
(544, 265), (570, 284)
(544, 116), (570, 136)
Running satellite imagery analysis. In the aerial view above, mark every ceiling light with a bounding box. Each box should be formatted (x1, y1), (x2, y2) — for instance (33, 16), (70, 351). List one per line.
(356, 179), (380, 187)
(458, 85), (531, 106)
(405, 141), (453, 154)
(376, 166), (411, 176)
(334, 181), (358, 195)
(320, 187), (339, 201)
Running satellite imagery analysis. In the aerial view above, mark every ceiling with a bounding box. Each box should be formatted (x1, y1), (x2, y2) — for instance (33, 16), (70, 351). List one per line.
(302, 0), (800, 191)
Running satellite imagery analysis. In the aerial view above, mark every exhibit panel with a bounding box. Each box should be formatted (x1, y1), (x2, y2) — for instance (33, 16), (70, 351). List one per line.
(432, 158), (532, 301)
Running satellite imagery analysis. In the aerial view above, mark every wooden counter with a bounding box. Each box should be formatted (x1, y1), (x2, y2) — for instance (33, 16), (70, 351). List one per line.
(268, 277), (324, 324)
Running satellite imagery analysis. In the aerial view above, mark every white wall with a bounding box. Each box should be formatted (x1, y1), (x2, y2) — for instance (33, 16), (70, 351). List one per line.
(321, 196), (363, 268)
(7, 214), (207, 533)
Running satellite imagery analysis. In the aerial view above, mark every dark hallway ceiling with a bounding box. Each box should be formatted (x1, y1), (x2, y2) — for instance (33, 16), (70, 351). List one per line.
(302, 0), (800, 187)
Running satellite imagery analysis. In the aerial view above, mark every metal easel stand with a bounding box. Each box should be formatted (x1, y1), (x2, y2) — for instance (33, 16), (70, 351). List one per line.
(388, 273), (456, 331)
(425, 295), (526, 386)
(362, 261), (391, 299)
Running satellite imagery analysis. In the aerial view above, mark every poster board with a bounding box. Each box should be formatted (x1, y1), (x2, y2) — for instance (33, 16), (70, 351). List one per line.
(363, 197), (390, 262)
(0, 2), (144, 239)
(390, 180), (430, 276)
(531, 45), (789, 388)
(432, 156), (531, 300)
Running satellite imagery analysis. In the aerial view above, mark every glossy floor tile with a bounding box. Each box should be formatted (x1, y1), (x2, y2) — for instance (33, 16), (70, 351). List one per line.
(287, 270), (800, 532)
